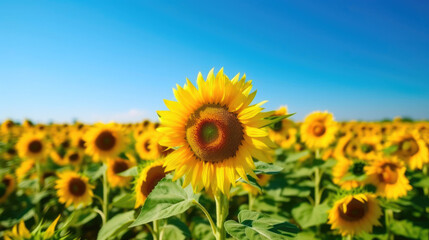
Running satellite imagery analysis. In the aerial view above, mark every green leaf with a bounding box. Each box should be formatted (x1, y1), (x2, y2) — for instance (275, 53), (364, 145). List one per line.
(390, 219), (429, 240)
(112, 193), (136, 209)
(285, 151), (310, 163)
(291, 202), (329, 229)
(117, 166), (138, 177)
(224, 210), (299, 240)
(262, 113), (295, 128)
(69, 208), (98, 227)
(161, 217), (191, 240)
(191, 217), (215, 240)
(97, 211), (135, 240)
(413, 176), (429, 188)
(383, 145), (398, 155)
(341, 173), (367, 182)
(130, 179), (200, 227)
(253, 161), (283, 174)
(237, 175), (262, 192)
(85, 164), (106, 181)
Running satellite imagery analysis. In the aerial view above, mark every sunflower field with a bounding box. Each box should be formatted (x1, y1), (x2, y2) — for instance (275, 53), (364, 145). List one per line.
(1, 69), (429, 240)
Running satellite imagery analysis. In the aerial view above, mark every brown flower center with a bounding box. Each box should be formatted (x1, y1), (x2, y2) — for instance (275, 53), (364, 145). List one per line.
(339, 198), (368, 221)
(185, 104), (244, 163)
(28, 140), (43, 154)
(140, 166), (166, 197)
(113, 160), (129, 174)
(311, 121), (326, 137)
(68, 153), (80, 162)
(95, 131), (116, 151)
(68, 177), (87, 197)
(378, 163), (398, 184)
(144, 140), (151, 152)
(397, 138), (419, 158)
(78, 139), (86, 149)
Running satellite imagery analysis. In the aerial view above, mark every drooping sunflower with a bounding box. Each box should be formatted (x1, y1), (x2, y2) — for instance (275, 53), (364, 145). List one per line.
(107, 158), (135, 188)
(332, 159), (367, 190)
(328, 193), (382, 236)
(0, 175), (16, 204)
(300, 111), (338, 150)
(389, 130), (428, 170)
(55, 171), (94, 208)
(135, 161), (167, 208)
(84, 123), (127, 162)
(365, 157), (412, 199)
(158, 68), (276, 194)
(16, 133), (47, 161)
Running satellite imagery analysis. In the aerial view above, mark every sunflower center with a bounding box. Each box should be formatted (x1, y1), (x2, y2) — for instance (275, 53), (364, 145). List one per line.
(113, 161), (129, 174)
(68, 153), (80, 162)
(352, 162), (366, 175)
(312, 122), (326, 137)
(397, 138), (419, 157)
(140, 166), (166, 197)
(339, 198), (368, 221)
(378, 163), (398, 184)
(61, 140), (70, 149)
(271, 121), (283, 132)
(361, 144), (374, 154)
(186, 104), (244, 163)
(28, 140), (43, 153)
(95, 131), (116, 151)
(144, 140), (151, 152)
(78, 139), (86, 149)
(7, 148), (16, 155)
(68, 178), (87, 197)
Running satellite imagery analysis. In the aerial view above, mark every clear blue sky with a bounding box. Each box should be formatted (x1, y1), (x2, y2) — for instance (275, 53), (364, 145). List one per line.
(1, 0), (428, 123)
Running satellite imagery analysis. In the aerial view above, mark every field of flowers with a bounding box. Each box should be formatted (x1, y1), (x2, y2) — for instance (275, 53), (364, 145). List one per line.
(1, 69), (429, 240)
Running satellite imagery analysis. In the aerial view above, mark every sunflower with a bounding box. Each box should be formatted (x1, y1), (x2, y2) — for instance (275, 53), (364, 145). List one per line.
(65, 149), (83, 167)
(158, 68), (275, 194)
(84, 123), (127, 162)
(1, 119), (14, 133)
(300, 111), (338, 150)
(365, 157), (412, 199)
(334, 134), (359, 162)
(55, 171), (94, 208)
(355, 135), (382, 161)
(16, 133), (47, 161)
(107, 158), (135, 188)
(332, 159), (367, 190)
(50, 151), (68, 166)
(3, 220), (31, 240)
(135, 130), (157, 160)
(328, 193), (382, 236)
(70, 130), (87, 151)
(0, 175), (16, 204)
(135, 161), (167, 208)
(389, 130), (428, 170)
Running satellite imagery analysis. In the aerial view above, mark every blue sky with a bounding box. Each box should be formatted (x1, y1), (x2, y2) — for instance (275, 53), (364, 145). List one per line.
(0, 0), (428, 123)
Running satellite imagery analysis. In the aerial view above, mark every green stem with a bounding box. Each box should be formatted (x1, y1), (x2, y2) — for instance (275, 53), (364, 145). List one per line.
(193, 200), (217, 237)
(342, 234), (353, 240)
(152, 220), (160, 240)
(248, 193), (255, 211)
(385, 208), (394, 240)
(215, 192), (229, 240)
(423, 165), (429, 196)
(102, 163), (109, 225)
(35, 160), (42, 224)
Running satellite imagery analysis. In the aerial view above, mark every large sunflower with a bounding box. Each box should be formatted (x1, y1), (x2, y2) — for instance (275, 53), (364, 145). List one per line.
(158, 69), (275, 194)
(16, 133), (47, 161)
(107, 158), (135, 188)
(365, 157), (412, 199)
(300, 111), (338, 150)
(0, 175), (16, 204)
(328, 193), (382, 236)
(55, 171), (94, 208)
(389, 130), (428, 170)
(84, 123), (127, 162)
(135, 161), (167, 208)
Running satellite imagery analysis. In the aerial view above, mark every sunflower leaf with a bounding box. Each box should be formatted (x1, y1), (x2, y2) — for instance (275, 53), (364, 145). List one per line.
(225, 210), (299, 240)
(117, 166), (138, 177)
(97, 210), (135, 240)
(262, 113), (295, 128)
(254, 161), (283, 174)
(130, 179), (200, 227)
(237, 175), (262, 192)
(291, 202), (329, 229)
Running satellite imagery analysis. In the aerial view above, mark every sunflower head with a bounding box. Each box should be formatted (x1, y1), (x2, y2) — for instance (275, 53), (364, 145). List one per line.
(365, 157), (412, 199)
(16, 133), (47, 161)
(55, 171), (94, 208)
(389, 130), (429, 170)
(300, 111), (338, 150)
(333, 159), (367, 190)
(328, 192), (382, 236)
(107, 158), (135, 188)
(84, 123), (127, 162)
(158, 68), (276, 195)
(135, 161), (167, 208)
